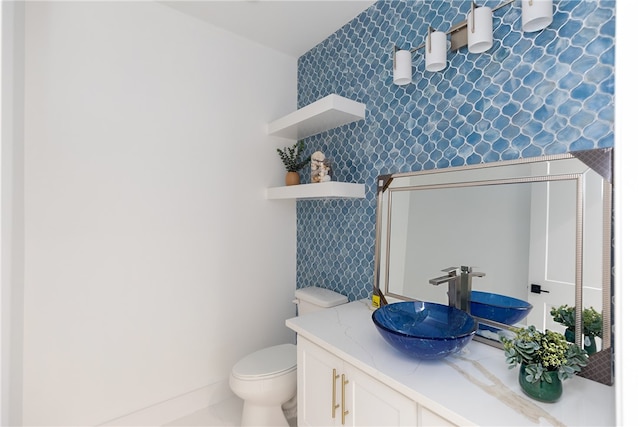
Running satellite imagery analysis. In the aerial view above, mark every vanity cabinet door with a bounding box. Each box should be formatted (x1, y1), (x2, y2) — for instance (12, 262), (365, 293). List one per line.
(418, 405), (457, 426)
(346, 362), (417, 426)
(297, 337), (417, 426)
(297, 337), (343, 426)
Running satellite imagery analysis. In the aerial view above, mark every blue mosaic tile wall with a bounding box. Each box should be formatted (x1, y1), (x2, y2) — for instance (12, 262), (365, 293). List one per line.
(296, 0), (615, 301)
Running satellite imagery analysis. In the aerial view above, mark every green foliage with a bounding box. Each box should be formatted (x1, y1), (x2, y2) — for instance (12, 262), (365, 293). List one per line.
(501, 325), (588, 384)
(550, 305), (603, 338)
(550, 305), (575, 328)
(276, 140), (311, 173)
(582, 307), (604, 338)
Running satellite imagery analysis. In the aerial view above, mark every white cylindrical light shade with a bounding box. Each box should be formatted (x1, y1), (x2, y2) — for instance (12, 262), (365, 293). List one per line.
(521, 0), (553, 32)
(425, 31), (447, 72)
(393, 50), (412, 85)
(467, 6), (493, 53)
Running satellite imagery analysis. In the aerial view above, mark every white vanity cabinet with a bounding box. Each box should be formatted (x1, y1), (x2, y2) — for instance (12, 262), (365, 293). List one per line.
(287, 300), (615, 427)
(297, 336), (417, 426)
(418, 406), (456, 427)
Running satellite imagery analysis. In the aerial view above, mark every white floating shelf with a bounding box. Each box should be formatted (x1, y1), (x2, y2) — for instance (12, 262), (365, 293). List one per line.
(266, 182), (365, 200)
(268, 94), (366, 139)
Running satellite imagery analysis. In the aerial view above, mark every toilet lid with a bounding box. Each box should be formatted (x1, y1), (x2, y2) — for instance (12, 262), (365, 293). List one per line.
(232, 343), (296, 380)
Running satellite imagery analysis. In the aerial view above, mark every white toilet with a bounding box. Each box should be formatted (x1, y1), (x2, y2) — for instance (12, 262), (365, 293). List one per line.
(229, 286), (348, 426)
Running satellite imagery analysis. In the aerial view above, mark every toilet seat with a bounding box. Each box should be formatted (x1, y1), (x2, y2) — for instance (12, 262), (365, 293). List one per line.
(231, 343), (296, 381)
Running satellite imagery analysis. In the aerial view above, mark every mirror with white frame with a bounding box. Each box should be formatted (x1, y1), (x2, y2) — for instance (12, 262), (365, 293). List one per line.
(373, 148), (613, 385)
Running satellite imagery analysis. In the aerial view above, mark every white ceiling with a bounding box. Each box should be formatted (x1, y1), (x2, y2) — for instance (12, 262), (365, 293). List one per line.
(161, 0), (376, 57)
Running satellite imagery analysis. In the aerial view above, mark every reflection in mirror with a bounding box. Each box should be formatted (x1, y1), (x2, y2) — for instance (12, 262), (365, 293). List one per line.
(373, 149), (613, 385)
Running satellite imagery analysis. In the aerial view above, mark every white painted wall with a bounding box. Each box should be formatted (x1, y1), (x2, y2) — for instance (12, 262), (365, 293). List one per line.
(1, 2), (25, 426)
(615, 3), (640, 426)
(19, 2), (297, 425)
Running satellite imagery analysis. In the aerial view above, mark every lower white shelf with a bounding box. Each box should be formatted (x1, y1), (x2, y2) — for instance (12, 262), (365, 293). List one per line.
(266, 182), (365, 200)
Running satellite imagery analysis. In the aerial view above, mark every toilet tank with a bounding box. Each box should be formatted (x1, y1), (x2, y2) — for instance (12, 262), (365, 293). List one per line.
(294, 287), (348, 315)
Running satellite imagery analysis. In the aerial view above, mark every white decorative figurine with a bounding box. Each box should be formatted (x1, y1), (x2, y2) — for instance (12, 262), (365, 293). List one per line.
(310, 151), (331, 183)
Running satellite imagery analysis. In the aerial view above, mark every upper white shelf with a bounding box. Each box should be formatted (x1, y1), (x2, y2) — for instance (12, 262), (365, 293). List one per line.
(267, 94), (366, 139)
(266, 182), (365, 200)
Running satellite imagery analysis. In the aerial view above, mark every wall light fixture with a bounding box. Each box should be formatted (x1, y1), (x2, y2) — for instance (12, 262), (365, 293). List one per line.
(393, 47), (412, 85)
(425, 27), (447, 72)
(392, 0), (553, 85)
(467, 3), (494, 53)
(522, 0), (553, 32)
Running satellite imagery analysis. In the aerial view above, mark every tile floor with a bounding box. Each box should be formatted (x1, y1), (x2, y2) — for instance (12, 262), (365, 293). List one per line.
(163, 395), (296, 427)
(163, 395), (243, 427)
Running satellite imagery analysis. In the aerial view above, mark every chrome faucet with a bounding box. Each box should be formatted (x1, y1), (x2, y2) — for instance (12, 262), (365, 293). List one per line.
(429, 267), (460, 309)
(429, 265), (485, 312)
(459, 266), (485, 312)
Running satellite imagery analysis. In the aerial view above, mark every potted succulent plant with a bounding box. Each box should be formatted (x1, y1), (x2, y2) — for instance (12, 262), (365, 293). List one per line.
(501, 325), (588, 403)
(550, 305), (602, 355)
(276, 140), (311, 186)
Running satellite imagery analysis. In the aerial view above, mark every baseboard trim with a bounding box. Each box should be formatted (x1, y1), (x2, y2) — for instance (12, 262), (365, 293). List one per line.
(98, 381), (233, 426)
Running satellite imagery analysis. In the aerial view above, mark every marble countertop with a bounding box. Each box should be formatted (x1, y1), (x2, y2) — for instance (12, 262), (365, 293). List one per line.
(286, 299), (615, 427)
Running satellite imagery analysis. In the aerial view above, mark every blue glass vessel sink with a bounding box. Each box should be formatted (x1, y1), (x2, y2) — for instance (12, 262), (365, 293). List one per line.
(372, 301), (477, 360)
(470, 291), (533, 325)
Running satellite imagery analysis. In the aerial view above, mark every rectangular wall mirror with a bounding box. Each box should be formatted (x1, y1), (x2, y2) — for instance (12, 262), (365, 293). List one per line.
(373, 148), (613, 385)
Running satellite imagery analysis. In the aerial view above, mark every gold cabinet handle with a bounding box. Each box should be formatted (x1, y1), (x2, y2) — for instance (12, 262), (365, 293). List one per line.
(341, 373), (349, 425)
(331, 368), (339, 418)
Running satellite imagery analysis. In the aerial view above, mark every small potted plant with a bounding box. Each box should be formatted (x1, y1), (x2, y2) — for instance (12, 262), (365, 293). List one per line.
(501, 325), (588, 403)
(276, 140), (311, 186)
(550, 305), (602, 355)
